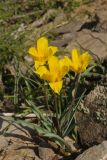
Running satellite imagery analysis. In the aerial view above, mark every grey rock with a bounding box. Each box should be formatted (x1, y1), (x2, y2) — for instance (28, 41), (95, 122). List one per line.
(38, 142), (56, 160)
(66, 29), (107, 61)
(0, 135), (8, 151)
(75, 141), (107, 160)
(31, 9), (58, 28)
(54, 11), (66, 25)
(4, 155), (40, 160)
(77, 85), (107, 147)
(0, 119), (40, 160)
(0, 135), (8, 160)
(50, 16), (89, 48)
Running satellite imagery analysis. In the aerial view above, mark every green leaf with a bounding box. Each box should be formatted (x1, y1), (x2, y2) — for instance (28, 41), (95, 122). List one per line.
(43, 133), (71, 151)
(26, 100), (53, 132)
(81, 65), (96, 77)
(62, 89), (86, 137)
(0, 116), (48, 135)
(26, 100), (49, 121)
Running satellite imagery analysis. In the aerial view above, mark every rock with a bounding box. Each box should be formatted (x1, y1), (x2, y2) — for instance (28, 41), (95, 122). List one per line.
(25, 8), (68, 49)
(76, 85), (107, 147)
(38, 142), (56, 160)
(0, 136), (8, 151)
(64, 136), (77, 153)
(66, 29), (107, 62)
(48, 8), (107, 62)
(30, 9), (58, 28)
(0, 135), (8, 160)
(54, 10), (66, 25)
(4, 155), (40, 160)
(51, 20), (82, 35)
(0, 119), (32, 141)
(48, 2), (107, 62)
(0, 138), (41, 160)
(75, 141), (107, 160)
(0, 119), (40, 160)
(94, 10), (107, 33)
(95, 20), (107, 33)
(96, 6), (107, 22)
(50, 15), (89, 47)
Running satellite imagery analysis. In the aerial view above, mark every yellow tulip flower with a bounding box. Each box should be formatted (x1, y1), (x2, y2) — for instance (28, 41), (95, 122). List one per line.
(69, 49), (92, 73)
(28, 37), (58, 69)
(36, 56), (70, 94)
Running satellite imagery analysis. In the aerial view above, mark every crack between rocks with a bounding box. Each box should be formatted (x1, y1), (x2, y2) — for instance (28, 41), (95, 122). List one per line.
(89, 32), (107, 46)
(78, 14), (100, 32)
(76, 40), (101, 62)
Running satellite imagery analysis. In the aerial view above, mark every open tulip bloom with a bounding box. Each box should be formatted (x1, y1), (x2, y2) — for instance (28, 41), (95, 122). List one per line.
(68, 48), (92, 73)
(28, 37), (58, 69)
(35, 56), (70, 94)
(35, 48), (92, 94)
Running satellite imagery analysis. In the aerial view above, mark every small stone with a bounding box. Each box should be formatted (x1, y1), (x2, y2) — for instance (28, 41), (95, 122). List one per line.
(38, 142), (56, 160)
(75, 141), (107, 160)
(64, 136), (77, 153)
(0, 136), (8, 151)
(4, 155), (40, 160)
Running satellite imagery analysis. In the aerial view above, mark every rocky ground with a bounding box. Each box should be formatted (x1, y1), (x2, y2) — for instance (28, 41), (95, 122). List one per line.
(0, 0), (107, 159)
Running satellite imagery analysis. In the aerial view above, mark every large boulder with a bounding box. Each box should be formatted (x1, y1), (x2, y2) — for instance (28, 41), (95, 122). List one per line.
(75, 141), (107, 160)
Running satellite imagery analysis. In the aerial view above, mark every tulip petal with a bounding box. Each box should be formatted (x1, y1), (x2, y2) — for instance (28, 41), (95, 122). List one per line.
(49, 81), (63, 94)
(34, 60), (45, 69)
(81, 52), (92, 71)
(28, 47), (38, 58)
(37, 37), (48, 56)
(71, 48), (81, 73)
(36, 66), (52, 82)
(72, 48), (80, 63)
(48, 56), (59, 72)
(59, 56), (70, 78)
(48, 46), (58, 55)
(35, 66), (48, 77)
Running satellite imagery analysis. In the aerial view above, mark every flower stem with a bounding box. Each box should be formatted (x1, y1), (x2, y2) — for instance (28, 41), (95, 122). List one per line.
(54, 93), (62, 137)
(71, 74), (80, 107)
(62, 74), (80, 136)
(43, 82), (50, 112)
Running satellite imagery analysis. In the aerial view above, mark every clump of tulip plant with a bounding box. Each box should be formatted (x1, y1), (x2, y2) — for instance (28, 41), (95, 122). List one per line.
(27, 36), (92, 152)
(2, 36), (94, 155)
